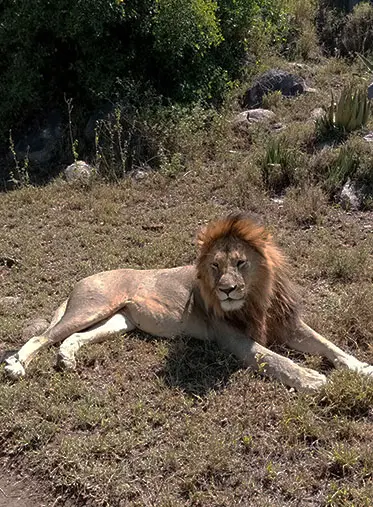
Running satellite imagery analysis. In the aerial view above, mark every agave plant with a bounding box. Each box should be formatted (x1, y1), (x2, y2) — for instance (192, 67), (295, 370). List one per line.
(317, 84), (371, 138)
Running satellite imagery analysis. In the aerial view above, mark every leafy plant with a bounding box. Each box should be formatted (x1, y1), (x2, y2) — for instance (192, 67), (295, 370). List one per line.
(324, 144), (359, 195)
(261, 138), (298, 193)
(316, 84), (370, 139)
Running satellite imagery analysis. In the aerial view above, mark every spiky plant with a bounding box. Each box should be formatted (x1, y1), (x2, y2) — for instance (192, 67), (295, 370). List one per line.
(261, 138), (298, 193)
(316, 84), (371, 139)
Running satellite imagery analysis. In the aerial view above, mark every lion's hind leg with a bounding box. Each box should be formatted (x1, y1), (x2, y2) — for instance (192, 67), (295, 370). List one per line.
(4, 300), (68, 380)
(285, 320), (373, 376)
(57, 312), (135, 371)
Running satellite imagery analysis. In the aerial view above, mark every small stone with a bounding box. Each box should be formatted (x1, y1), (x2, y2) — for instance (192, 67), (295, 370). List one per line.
(247, 109), (276, 123)
(0, 296), (21, 308)
(64, 161), (95, 183)
(340, 179), (362, 211)
(363, 132), (373, 142)
(310, 108), (325, 121)
(132, 169), (147, 181)
(271, 122), (285, 131)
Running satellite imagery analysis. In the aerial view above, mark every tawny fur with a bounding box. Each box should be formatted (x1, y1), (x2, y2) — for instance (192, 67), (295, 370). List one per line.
(197, 213), (299, 345)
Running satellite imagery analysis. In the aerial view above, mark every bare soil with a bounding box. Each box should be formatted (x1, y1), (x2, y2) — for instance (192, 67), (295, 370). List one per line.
(0, 473), (50, 507)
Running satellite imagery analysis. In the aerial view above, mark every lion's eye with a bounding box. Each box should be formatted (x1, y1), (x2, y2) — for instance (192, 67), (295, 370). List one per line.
(237, 260), (247, 269)
(211, 262), (219, 270)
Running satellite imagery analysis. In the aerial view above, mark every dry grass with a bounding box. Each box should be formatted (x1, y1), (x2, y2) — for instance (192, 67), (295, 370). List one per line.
(1, 58), (373, 506)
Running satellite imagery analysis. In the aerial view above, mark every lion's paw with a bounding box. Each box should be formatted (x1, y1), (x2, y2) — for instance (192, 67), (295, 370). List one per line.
(4, 355), (26, 380)
(297, 368), (327, 394)
(56, 352), (77, 371)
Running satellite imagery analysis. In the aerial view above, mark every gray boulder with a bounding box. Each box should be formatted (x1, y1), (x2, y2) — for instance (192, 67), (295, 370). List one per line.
(243, 69), (315, 108)
(310, 108), (325, 121)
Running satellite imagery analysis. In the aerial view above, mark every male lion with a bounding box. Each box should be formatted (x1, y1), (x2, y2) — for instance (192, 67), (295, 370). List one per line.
(4, 214), (373, 392)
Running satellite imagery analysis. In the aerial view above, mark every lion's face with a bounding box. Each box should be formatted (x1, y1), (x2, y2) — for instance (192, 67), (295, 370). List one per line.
(202, 237), (263, 313)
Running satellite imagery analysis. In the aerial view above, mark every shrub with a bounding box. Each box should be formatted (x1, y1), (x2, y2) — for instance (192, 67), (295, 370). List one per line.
(316, 2), (346, 56)
(342, 2), (373, 56)
(283, 185), (327, 226)
(281, 0), (320, 60)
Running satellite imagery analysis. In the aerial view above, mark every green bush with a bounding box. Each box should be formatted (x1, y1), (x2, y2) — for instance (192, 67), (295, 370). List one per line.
(0, 0), (295, 147)
(342, 2), (373, 55)
(317, 1), (373, 57)
(316, 1), (346, 55)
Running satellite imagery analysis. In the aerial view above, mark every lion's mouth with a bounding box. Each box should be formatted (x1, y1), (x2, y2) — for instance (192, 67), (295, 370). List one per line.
(217, 291), (243, 302)
(219, 296), (245, 311)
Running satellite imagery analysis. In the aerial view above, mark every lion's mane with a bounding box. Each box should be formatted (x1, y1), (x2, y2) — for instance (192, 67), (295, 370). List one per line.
(196, 214), (299, 346)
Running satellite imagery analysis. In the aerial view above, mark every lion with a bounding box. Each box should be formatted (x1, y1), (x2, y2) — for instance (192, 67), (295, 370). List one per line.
(3, 213), (373, 392)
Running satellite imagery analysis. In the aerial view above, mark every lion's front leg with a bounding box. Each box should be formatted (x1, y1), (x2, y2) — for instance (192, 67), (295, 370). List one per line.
(4, 301), (68, 380)
(214, 329), (326, 393)
(285, 320), (373, 376)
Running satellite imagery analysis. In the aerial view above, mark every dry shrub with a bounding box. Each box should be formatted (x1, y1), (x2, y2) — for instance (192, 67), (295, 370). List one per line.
(283, 185), (327, 226)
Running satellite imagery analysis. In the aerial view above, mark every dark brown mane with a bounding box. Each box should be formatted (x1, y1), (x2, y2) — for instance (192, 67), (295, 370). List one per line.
(196, 214), (299, 345)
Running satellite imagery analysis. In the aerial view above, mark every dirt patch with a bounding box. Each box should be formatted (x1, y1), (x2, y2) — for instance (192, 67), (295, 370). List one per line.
(0, 473), (51, 507)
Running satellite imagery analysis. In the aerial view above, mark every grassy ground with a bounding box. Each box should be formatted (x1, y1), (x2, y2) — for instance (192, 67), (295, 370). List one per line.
(1, 58), (373, 506)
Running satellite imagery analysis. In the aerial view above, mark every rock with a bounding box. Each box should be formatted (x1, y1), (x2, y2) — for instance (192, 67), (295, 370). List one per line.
(64, 160), (95, 183)
(247, 109), (276, 123)
(127, 167), (149, 181)
(15, 111), (62, 165)
(232, 109), (275, 132)
(340, 179), (362, 211)
(233, 111), (250, 125)
(0, 296), (21, 308)
(22, 318), (49, 341)
(310, 108), (325, 121)
(368, 82), (373, 100)
(363, 132), (373, 143)
(242, 69), (316, 108)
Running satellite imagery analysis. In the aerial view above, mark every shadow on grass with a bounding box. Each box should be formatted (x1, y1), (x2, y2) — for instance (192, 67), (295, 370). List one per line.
(160, 336), (241, 397)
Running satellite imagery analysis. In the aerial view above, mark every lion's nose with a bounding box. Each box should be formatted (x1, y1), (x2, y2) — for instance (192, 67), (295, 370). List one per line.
(220, 285), (237, 295)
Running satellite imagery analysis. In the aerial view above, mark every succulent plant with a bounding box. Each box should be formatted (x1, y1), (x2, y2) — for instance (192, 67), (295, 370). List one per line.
(317, 84), (371, 138)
